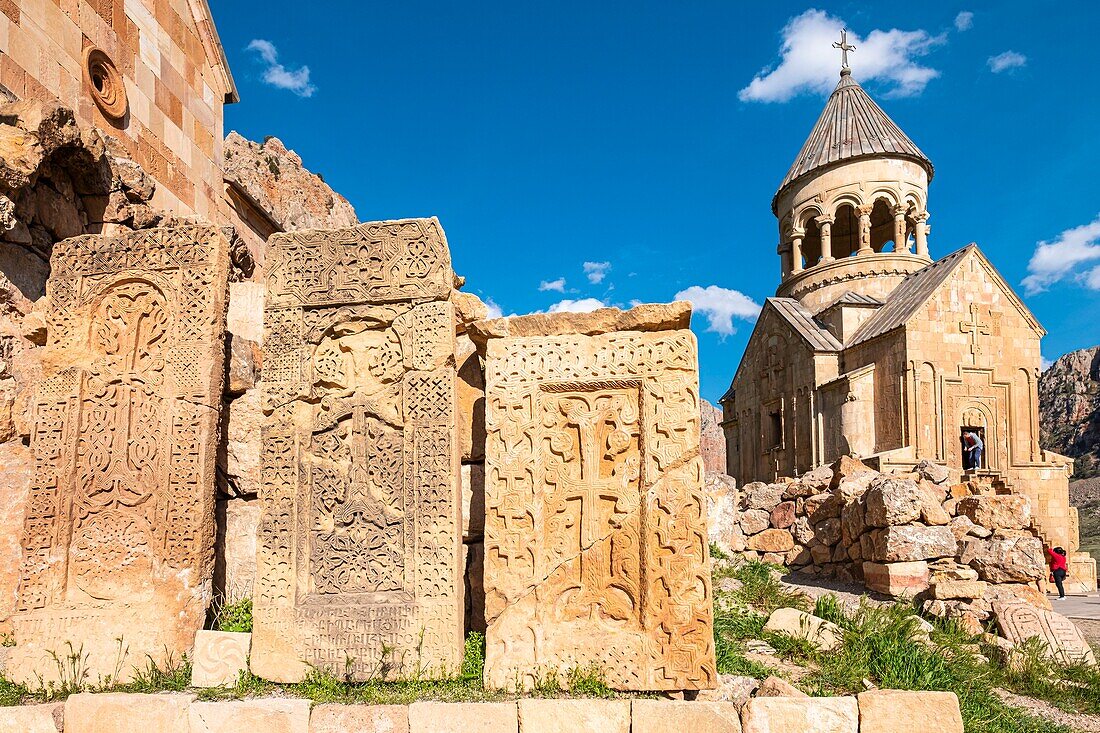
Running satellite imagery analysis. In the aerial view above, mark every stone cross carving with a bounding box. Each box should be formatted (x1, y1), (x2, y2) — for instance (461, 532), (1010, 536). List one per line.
(833, 29), (856, 70)
(960, 303), (990, 363)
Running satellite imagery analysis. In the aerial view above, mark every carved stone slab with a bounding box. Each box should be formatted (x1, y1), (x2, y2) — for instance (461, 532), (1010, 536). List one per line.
(251, 218), (463, 682)
(992, 601), (1096, 665)
(479, 311), (716, 690)
(8, 227), (231, 684)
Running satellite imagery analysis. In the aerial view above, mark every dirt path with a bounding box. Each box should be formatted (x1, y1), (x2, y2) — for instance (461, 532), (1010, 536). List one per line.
(994, 689), (1100, 733)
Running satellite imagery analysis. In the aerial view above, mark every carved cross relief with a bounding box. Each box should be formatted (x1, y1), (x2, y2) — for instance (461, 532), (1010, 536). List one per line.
(960, 303), (991, 364)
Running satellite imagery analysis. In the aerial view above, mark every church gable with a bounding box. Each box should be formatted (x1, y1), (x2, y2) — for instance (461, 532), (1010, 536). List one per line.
(732, 298), (837, 388)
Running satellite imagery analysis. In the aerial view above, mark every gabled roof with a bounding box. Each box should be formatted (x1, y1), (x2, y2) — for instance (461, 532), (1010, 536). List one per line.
(822, 291), (885, 310)
(769, 297), (844, 352)
(849, 244), (1044, 346)
(773, 70), (932, 212)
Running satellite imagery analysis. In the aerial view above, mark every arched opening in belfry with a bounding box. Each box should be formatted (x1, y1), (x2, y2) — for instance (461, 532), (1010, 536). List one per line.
(870, 199), (895, 252)
(832, 203), (859, 258)
(801, 216), (821, 267)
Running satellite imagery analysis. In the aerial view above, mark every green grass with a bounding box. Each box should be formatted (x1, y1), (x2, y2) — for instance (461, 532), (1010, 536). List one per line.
(212, 596), (253, 634)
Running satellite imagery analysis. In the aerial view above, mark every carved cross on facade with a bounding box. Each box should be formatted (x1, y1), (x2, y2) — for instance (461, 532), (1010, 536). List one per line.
(960, 303), (991, 363)
(833, 29), (856, 70)
(759, 345), (785, 391)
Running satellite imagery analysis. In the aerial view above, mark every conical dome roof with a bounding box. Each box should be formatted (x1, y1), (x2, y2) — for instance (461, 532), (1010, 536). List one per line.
(772, 70), (933, 213)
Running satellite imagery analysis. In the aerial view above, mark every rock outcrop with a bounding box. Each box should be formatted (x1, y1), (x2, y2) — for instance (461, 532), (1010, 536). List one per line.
(1040, 345), (1100, 478)
(223, 132), (358, 232)
(701, 398), (726, 474)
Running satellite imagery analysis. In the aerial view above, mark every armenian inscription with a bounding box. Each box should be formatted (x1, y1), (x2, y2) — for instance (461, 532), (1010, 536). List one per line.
(251, 218), (463, 682)
(8, 226), (231, 684)
(479, 309), (717, 691)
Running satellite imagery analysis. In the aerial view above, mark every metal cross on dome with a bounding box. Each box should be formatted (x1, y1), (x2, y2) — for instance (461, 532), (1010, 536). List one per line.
(833, 29), (856, 70)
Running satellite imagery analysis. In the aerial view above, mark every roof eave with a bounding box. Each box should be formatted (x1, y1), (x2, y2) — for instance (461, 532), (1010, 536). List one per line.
(771, 152), (935, 216)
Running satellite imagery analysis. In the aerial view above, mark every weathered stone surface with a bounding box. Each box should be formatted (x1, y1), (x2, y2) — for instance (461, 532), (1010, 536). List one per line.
(456, 333), (485, 462)
(748, 529), (796, 553)
(189, 699), (310, 733)
(961, 536), (1046, 583)
(310, 704), (409, 733)
(864, 478), (922, 527)
(65, 693), (195, 733)
(917, 483), (950, 526)
(800, 465), (835, 491)
(0, 702), (63, 733)
(461, 462), (486, 541)
(993, 601), (1095, 665)
(985, 582), (1051, 611)
(857, 690), (963, 733)
(915, 460), (951, 485)
(252, 219), (463, 683)
(706, 473), (744, 554)
(929, 580), (987, 600)
(700, 399), (727, 474)
(408, 702), (516, 733)
(870, 525), (956, 562)
(763, 608), (843, 651)
(770, 501), (796, 529)
(221, 388), (264, 497)
(227, 281), (265, 344)
(743, 482), (785, 511)
(517, 699), (630, 733)
(0, 440), (32, 632)
(956, 495), (1031, 531)
(696, 674), (759, 705)
(863, 561), (930, 596)
(214, 497), (260, 599)
(191, 630), (251, 688)
(829, 456), (876, 490)
(632, 699), (742, 733)
(742, 696), (858, 733)
(9, 227), (230, 685)
(755, 675), (809, 698)
(741, 509), (771, 535)
(481, 309), (715, 691)
(469, 301), (691, 344)
(814, 517), (842, 546)
(226, 335), (260, 394)
(948, 515), (978, 541)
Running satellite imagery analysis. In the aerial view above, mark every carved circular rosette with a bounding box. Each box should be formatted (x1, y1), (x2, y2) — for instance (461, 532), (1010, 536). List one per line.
(84, 47), (128, 121)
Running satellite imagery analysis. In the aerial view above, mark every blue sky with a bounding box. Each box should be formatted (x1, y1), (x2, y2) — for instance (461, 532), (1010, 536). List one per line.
(211, 2), (1100, 403)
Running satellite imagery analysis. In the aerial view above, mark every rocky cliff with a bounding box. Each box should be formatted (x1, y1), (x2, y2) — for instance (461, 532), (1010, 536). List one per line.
(1040, 346), (1100, 479)
(700, 398), (726, 474)
(223, 132), (359, 232)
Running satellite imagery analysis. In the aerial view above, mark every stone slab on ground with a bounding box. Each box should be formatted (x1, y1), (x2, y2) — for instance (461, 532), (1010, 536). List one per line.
(741, 696), (858, 733)
(857, 690), (963, 733)
(632, 699), (741, 733)
(993, 601), (1096, 665)
(0, 702), (63, 733)
(64, 693), (195, 733)
(863, 561), (930, 597)
(309, 704), (409, 733)
(189, 699), (310, 733)
(763, 608), (842, 651)
(517, 699), (630, 733)
(190, 630), (251, 688)
(408, 702), (517, 733)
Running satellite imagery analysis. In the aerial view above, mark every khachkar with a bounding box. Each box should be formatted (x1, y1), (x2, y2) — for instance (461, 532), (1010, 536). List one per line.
(471, 303), (717, 691)
(8, 226), (231, 684)
(251, 217), (463, 682)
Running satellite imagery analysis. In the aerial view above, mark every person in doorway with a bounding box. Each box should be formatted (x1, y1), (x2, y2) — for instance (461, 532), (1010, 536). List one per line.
(1048, 546), (1068, 600)
(963, 431), (983, 470)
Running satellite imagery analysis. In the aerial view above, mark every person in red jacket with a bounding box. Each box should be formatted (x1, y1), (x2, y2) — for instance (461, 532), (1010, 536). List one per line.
(1048, 546), (1069, 600)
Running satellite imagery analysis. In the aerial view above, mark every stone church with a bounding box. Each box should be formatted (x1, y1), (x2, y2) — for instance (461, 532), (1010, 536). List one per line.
(719, 65), (1096, 591)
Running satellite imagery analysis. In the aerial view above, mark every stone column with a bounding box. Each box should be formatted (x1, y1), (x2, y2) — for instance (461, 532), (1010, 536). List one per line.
(913, 212), (930, 258)
(777, 241), (792, 279)
(816, 216), (834, 262)
(790, 231), (804, 274)
(857, 204), (874, 256)
(893, 205), (910, 253)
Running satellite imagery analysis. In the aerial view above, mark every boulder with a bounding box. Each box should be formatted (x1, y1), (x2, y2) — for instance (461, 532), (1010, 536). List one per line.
(870, 525), (956, 562)
(863, 561), (930, 596)
(748, 529), (795, 553)
(956, 495), (1031, 531)
(814, 518), (842, 546)
(915, 460), (951, 485)
(763, 608), (843, 651)
(829, 455), (876, 490)
(863, 477), (922, 527)
(696, 674), (759, 705)
(799, 465), (834, 492)
(840, 500), (865, 544)
(189, 699), (310, 733)
(960, 535), (1045, 583)
(755, 675), (808, 698)
(917, 483), (950, 526)
(744, 482), (785, 511)
(791, 516), (815, 546)
(409, 702), (518, 733)
(741, 509), (771, 535)
(948, 515), (978, 541)
(742, 696), (858, 733)
(805, 493), (842, 521)
(631, 700), (741, 733)
(770, 501), (796, 529)
(929, 580), (987, 600)
(310, 704), (408, 733)
(517, 699), (629, 733)
(857, 690), (963, 733)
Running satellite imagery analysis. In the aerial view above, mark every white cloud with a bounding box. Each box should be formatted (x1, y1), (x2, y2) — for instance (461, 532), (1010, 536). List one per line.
(483, 298), (504, 319)
(538, 277), (566, 292)
(954, 11), (974, 31)
(583, 261), (611, 284)
(739, 9), (945, 103)
(988, 51), (1027, 73)
(674, 285), (762, 336)
(1021, 214), (1100, 294)
(547, 298), (606, 314)
(1041, 355), (1053, 371)
(247, 39), (316, 97)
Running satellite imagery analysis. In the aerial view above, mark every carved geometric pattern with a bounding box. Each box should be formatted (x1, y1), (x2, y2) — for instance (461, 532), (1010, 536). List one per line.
(9, 226), (230, 686)
(482, 328), (716, 691)
(252, 218), (462, 684)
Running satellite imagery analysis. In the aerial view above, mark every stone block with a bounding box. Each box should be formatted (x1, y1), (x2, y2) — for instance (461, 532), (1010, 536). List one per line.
(770, 501), (796, 529)
(961, 536), (1045, 583)
(632, 699), (741, 733)
(0, 441), (32, 634)
(917, 483), (950, 526)
(479, 307), (715, 690)
(857, 690), (963, 733)
(252, 220), (464, 683)
(864, 478), (922, 527)
(707, 473), (745, 554)
(213, 497), (260, 599)
(408, 702), (517, 733)
(0, 702), (63, 733)
(190, 630), (251, 688)
(763, 608), (842, 651)
(461, 462), (485, 541)
(929, 580), (987, 600)
(9, 227), (231, 685)
(748, 529), (795, 553)
(870, 525), (955, 562)
(221, 388), (264, 497)
(741, 508), (770, 535)
(696, 674), (759, 705)
(863, 561), (930, 596)
(310, 704), (408, 733)
(915, 459), (951, 485)
(227, 280), (265, 343)
(744, 482), (785, 511)
(956, 495), (1031, 531)
(741, 696), (858, 733)
(517, 699), (629, 733)
(756, 675), (808, 698)
(64, 693), (195, 733)
(189, 699), (310, 733)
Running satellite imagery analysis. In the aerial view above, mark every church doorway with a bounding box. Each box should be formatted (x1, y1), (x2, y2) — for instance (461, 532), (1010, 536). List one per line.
(960, 426), (986, 470)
